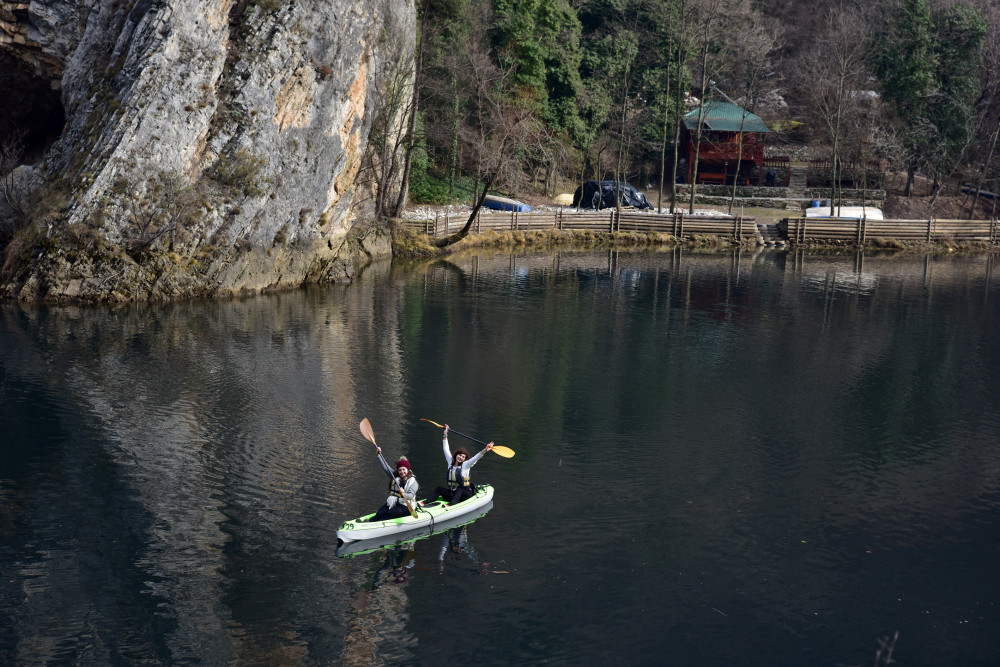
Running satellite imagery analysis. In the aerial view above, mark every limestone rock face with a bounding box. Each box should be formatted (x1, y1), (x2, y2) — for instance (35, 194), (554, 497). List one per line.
(0, 0), (413, 302)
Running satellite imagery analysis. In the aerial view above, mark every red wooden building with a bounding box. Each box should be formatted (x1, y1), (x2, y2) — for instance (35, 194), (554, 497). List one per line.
(681, 100), (787, 186)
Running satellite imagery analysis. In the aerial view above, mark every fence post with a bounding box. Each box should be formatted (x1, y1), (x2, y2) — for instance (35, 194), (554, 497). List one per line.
(679, 212), (684, 238)
(476, 208), (480, 233)
(927, 218), (933, 242)
(434, 212), (439, 237)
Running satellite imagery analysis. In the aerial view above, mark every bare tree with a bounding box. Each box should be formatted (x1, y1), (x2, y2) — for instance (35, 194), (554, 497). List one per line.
(360, 45), (416, 221)
(435, 29), (548, 247)
(722, 7), (779, 214)
(966, 1), (1000, 217)
(665, 0), (698, 214)
(799, 4), (872, 216)
(686, 0), (743, 214)
(113, 170), (198, 254)
(0, 133), (30, 247)
(392, 0), (432, 217)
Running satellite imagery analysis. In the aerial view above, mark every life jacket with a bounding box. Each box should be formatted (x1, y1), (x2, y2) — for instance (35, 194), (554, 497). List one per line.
(447, 465), (471, 489)
(389, 475), (415, 498)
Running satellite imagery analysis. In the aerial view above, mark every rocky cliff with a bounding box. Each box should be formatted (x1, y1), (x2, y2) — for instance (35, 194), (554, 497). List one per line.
(0, 0), (414, 302)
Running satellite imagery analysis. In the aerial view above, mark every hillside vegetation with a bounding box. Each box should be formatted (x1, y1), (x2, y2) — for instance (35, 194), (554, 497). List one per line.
(388, 0), (999, 217)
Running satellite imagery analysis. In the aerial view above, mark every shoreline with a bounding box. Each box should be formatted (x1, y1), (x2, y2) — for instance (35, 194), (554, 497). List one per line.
(391, 224), (1000, 259)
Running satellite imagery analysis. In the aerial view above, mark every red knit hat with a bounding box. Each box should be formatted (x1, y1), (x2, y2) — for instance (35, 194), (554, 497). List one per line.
(396, 457), (411, 471)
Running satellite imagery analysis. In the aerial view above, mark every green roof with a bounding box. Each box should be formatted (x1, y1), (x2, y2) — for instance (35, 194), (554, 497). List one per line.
(683, 100), (770, 133)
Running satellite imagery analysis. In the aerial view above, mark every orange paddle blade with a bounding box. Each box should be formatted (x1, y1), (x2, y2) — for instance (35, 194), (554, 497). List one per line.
(360, 418), (376, 444)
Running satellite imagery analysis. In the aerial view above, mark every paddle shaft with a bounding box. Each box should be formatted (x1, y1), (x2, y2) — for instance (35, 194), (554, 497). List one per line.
(423, 420), (489, 448)
(420, 418), (514, 457)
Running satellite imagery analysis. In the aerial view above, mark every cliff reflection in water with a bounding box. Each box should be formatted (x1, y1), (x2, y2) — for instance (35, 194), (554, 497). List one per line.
(1, 248), (998, 665)
(0, 259), (416, 664)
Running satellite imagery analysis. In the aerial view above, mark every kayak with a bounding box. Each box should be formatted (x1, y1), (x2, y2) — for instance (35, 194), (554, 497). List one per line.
(336, 484), (495, 546)
(336, 499), (494, 558)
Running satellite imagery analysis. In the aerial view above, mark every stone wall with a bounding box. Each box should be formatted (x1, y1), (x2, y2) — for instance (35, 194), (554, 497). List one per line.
(673, 183), (885, 211)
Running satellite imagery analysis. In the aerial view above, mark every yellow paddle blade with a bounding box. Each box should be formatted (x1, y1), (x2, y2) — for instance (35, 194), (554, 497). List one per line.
(491, 445), (515, 458)
(419, 418), (445, 429)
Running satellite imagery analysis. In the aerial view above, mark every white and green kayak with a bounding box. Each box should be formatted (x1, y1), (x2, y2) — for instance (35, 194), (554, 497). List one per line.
(336, 484), (495, 546)
(335, 499), (494, 557)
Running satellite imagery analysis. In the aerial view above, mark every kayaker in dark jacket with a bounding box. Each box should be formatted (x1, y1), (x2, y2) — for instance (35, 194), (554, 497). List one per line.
(431, 424), (492, 505)
(369, 452), (418, 522)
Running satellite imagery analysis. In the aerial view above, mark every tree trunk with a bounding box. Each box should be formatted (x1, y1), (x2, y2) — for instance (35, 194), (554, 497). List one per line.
(728, 119), (747, 215)
(658, 56), (671, 213)
(434, 173), (495, 247)
(688, 47), (710, 214)
(392, 0), (430, 217)
(447, 72), (459, 200)
(670, 41), (685, 215)
(970, 125), (999, 219)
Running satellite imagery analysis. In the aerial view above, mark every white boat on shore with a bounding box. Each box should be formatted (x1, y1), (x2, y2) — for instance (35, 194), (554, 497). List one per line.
(804, 205), (883, 220)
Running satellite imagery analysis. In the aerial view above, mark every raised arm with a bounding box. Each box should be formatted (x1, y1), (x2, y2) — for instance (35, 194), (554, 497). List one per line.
(462, 442), (494, 472)
(375, 447), (394, 478)
(442, 424), (453, 465)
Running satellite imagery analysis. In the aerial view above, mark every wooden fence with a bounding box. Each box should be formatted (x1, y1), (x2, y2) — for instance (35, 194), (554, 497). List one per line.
(408, 208), (759, 240)
(806, 159), (887, 189)
(406, 209), (1000, 245)
(784, 217), (1000, 244)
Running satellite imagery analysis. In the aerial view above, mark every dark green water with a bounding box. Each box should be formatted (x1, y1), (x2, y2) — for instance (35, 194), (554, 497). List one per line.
(1, 248), (998, 665)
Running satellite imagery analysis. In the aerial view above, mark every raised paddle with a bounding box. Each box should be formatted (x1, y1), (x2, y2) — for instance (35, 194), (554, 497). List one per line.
(419, 418), (515, 458)
(359, 418), (418, 518)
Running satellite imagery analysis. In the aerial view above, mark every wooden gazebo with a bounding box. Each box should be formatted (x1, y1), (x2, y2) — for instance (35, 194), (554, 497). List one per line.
(681, 100), (779, 186)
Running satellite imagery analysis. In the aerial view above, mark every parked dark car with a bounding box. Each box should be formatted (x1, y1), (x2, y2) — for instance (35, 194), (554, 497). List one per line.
(572, 180), (652, 210)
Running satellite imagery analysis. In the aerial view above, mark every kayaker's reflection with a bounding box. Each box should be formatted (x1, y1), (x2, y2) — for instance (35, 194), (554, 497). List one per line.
(376, 545), (416, 586)
(437, 526), (489, 575)
(368, 448), (418, 522)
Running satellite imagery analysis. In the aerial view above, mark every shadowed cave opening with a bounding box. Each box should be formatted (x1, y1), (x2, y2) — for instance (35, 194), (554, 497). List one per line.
(0, 53), (65, 170)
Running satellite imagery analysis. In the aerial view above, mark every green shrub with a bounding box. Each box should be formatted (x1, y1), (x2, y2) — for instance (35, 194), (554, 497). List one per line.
(407, 162), (479, 205)
(210, 150), (268, 197)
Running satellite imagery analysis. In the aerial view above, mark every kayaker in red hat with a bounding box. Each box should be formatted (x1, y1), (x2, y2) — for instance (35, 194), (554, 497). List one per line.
(431, 424), (493, 506)
(368, 449), (419, 522)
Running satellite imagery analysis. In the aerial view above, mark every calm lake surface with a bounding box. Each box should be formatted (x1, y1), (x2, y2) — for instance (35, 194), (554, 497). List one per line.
(1, 248), (999, 665)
